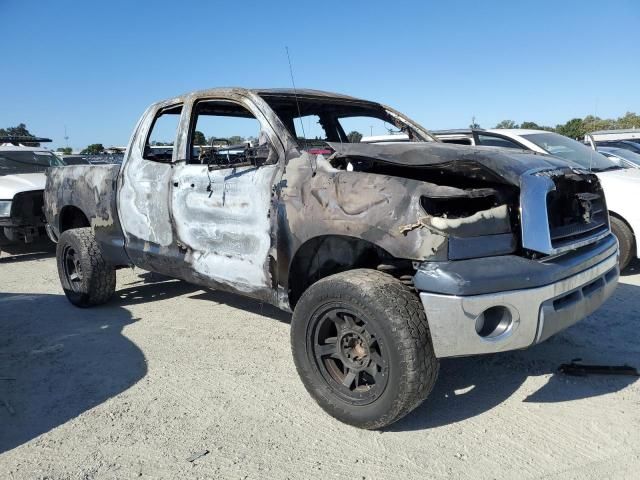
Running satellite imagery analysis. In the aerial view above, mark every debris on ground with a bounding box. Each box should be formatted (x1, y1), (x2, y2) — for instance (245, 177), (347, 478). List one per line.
(559, 359), (639, 377)
(186, 450), (209, 463)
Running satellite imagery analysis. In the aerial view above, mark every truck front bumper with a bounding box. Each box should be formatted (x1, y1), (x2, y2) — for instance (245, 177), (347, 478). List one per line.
(415, 235), (619, 358)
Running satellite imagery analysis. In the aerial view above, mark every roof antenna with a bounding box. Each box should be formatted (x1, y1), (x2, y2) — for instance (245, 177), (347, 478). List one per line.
(286, 46), (316, 175)
(285, 47), (306, 142)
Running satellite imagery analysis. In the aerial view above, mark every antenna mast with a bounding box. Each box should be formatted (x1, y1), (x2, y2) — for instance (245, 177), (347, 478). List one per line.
(285, 47), (306, 142)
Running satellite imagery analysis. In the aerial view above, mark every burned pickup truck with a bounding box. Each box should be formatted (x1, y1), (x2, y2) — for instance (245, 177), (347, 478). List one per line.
(44, 88), (619, 429)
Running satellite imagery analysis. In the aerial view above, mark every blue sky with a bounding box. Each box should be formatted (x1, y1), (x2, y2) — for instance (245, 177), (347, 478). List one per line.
(1, 0), (638, 149)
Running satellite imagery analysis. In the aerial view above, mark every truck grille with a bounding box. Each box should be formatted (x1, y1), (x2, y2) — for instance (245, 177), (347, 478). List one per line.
(10, 190), (45, 224)
(519, 169), (610, 255)
(546, 173), (609, 249)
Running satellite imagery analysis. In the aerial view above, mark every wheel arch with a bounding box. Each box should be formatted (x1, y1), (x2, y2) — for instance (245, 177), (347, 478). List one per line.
(286, 234), (411, 310)
(59, 205), (91, 233)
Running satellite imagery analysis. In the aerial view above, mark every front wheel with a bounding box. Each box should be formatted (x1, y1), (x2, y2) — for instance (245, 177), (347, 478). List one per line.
(291, 269), (439, 429)
(56, 227), (116, 307)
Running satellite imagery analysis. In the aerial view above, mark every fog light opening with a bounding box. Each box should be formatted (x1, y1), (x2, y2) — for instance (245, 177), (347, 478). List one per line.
(475, 306), (513, 339)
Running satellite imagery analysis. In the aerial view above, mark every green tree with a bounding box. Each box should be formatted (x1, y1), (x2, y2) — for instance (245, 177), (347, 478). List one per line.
(56, 147), (73, 155)
(556, 118), (586, 140)
(615, 112), (640, 129)
(0, 123), (40, 146)
(193, 130), (207, 145)
(582, 115), (613, 133)
(494, 120), (519, 129)
(347, 131), (363, 143)
(520, 121), (555, 132)
(228, 135), (245, 145)
(81, 143), (105, 154)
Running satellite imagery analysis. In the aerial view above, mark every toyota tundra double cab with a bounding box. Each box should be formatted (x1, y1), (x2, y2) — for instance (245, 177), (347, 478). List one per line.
(44, 88), (619, 429)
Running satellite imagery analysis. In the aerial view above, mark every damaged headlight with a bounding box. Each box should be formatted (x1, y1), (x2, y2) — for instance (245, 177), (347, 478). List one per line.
(0, 201), (11, 218)
(419, 194), (517, 260)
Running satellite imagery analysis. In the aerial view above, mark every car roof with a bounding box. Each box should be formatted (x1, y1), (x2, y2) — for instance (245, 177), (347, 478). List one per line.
(0, 145), (50, 152)
(431, 129), (476, 136)
(485, 128), (548, 136)
(590, 128), (640, 135)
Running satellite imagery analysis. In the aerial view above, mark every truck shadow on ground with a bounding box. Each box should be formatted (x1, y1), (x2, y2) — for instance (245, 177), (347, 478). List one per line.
(0, 239), (56, 264)
(116, 272), (202, 306)
(0, 292), (147, 454)
(389, 282), (640, 432)
(620, 258), (640, 277)
(187, 289), (292, 324)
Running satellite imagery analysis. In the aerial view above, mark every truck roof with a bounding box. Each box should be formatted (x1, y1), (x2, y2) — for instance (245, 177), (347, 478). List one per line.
(0, 145), (50, 152)
(153, 87), (375, 106)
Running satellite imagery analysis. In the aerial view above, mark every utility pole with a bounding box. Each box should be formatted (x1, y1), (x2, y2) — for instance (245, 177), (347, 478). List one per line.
(369, 125), (373, 136)
(64, 125), (69, 149)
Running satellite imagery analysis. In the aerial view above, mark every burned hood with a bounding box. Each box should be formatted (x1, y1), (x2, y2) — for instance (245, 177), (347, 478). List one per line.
(326, 142), (573, 186)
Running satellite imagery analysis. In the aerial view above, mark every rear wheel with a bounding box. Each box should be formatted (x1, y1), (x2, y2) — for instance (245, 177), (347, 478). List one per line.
(610, 216), (634, 271)
(56, 227), (116, 307)
(291, 269), (439, 429)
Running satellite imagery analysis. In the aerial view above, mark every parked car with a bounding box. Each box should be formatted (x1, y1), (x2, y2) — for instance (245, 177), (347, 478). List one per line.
(594, 140), (640, 155)
(44, 88), (618, 429)
(0, 142), (65, 252)
(586, 128), (640, 143)
(597, 146), (640, 169)
(433, 128), (640, 270)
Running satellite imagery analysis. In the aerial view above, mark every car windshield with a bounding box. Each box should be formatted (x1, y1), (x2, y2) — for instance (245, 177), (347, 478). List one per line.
(522, 132), (618, 172)
(0, 150), (65, 175)
(601, 148), (640, 167)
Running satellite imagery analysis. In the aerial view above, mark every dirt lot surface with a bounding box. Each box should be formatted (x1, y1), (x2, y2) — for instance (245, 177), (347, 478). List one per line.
(1, 241), (639, 479)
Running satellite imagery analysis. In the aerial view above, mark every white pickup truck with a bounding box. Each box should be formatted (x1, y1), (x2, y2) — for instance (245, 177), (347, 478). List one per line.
(0, 143), (64, 252)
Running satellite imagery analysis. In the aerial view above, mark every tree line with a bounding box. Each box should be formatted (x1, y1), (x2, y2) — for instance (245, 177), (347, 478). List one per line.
(491, 112), (640, 139)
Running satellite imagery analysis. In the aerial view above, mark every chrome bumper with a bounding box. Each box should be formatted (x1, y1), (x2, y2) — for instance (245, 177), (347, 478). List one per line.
(419, 252), (619, 358)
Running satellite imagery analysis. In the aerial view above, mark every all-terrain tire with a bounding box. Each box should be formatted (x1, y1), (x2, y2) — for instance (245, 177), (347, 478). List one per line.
(291, 269), (439, 429)
(610, 216), (635, 271)
(56, 227), (116, 307)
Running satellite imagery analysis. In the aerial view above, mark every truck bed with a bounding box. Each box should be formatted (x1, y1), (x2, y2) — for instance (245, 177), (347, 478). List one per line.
(44, 164), (129, 265)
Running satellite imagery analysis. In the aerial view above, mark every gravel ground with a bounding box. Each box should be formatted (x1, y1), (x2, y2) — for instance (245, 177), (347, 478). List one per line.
(0, 241), (639, 479)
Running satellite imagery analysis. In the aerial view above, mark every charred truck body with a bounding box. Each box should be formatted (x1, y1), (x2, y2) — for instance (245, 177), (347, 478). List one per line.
(44, 89), (618, 428)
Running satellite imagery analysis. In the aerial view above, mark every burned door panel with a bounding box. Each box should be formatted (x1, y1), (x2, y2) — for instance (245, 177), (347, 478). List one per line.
(117, 102), (184, 272)
(170, 163), (279, 293)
